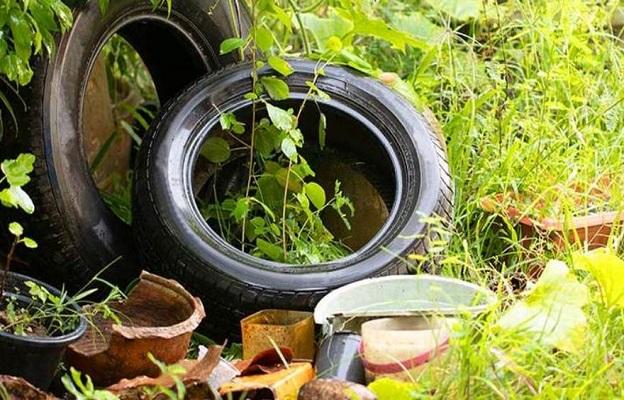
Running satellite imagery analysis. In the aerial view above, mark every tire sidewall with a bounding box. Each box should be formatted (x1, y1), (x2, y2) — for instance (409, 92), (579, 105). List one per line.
(39, 0), (244, 283)
(137, 60), (445, 292)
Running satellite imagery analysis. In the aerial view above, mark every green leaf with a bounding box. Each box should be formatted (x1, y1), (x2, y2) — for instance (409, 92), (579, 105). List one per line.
(391, 12), (446, 44)
(255, 26), (273, 52)
(10, 186), (34, 214)
(280, 138), (298, 161)
(22, 237), (38, 249)
(200, 137), (231, 163)
(275, 168), (303, 192)
(299, 12), (354, 51)
(219, 112), (245, 134)
(256, 239), (283, 261)
(318, 113), (327, 150)
(337, 9), (426, 51)
(0, 188), (17, 208)
(426, 0), (482, 21)
(1, 153), (35, 187)
(9, 9), (33, 61)
(268, 55), (294, 76)
(368, 378), (419, 400)
(497, 260), (589, 353)
(574, 248), (624, 308)
(231, 198), (249, 222)
(8, 221), (23, 237)
(260, 77), (290, 101)
(98, 0), (110, 15)
(304, 182), (326, 209)
(266, 103), (295, 131)
(219, 37), (246, 55)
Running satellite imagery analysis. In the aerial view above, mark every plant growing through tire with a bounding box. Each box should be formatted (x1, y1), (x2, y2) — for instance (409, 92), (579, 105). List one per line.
(202, 0), (357, 264)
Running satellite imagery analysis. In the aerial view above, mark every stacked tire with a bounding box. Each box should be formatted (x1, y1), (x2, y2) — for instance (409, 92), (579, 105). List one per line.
(0, 1), (453, 340)
(0, 0), (247, 288)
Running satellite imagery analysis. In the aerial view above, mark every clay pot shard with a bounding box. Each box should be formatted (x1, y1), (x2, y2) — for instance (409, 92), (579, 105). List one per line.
(107, 345), (225, 400)
(0, 375), (58, 400)
(66, 271), (205, 386)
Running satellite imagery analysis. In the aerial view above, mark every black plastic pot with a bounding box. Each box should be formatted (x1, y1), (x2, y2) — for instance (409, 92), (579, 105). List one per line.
(315, 332), (365, 384)
(0, 272), (87, 390)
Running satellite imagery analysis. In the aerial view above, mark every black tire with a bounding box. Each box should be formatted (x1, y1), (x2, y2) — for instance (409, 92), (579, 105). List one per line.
(0, 0), (249, 289)
(133, 60), (454, 339)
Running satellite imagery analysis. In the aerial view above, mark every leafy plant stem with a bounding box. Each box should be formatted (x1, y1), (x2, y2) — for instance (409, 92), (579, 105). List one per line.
(0, 237), (17, 301)
(241, 0), (260, 252)
(287, 0), (311, 57)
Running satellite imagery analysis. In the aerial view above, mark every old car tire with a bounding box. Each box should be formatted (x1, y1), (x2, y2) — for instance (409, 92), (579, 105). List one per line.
(133, 60), (454, 339)
(0, 0), (249, 288)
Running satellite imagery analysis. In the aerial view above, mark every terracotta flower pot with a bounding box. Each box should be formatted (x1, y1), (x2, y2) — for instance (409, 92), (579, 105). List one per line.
(481, 193), (624, 250)
(66, 271), (205, 386)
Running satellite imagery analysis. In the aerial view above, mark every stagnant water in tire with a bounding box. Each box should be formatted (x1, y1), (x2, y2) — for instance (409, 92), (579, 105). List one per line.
(192, 100), (396, 265)
(82, 35), (159, 225)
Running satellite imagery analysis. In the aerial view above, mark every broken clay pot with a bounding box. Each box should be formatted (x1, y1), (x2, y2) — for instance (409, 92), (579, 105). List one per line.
(0, 375), (57, 400)
(241, 309), (315, 361)
(106, 346), (225, 400)
(481, 193), (624, 250)
(66, 271), (205, 386)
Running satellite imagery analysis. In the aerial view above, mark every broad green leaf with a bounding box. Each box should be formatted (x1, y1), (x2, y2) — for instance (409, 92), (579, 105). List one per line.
(257, 0), (291, 30)
(426, 0), (482, 21)
(497, 260), (589, 353)
(574, 249), (624, 308)
(299, 12), (354, 51)
(266, 103), (294, 131)
(22, 237), (38, 249)
(8, 221), (23, 236)
(304, 182), (326, 209)
(337, 9), (426, 51)
(275, 167), (303, 192)
(1, 153), (35, 187)
(200, 137), (231, 163)
(219, 112), (245, 134)
(255, 26), (273, 52)
(391, 12), (445, 44)
(368, 378), (419, 400)
(255, 122), (281, 157)
(9, 9), (33, 61)
(256, 239), (283, 261)
(268, 55), (293, 76)
(231, 197), (249, 222)
(219, 37), (246, 55)
(280, 138), (298, 161)
(0, 188), (17, 208)
(260, 77), (290, 100)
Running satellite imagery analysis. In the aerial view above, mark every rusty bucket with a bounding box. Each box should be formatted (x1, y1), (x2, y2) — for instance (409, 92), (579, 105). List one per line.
(241, 309), (315, 361)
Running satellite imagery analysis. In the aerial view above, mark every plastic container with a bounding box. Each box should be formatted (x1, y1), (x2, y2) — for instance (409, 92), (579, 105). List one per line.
(314, 275), (496, 333)
(315, 332), (365, 383)
(0, 272), (87, 389)
(241, 309), (315, 360)
(360, 317), (453, 383)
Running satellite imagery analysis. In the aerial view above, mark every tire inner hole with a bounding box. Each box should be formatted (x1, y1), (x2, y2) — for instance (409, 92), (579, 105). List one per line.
(192, 99), (397, 256)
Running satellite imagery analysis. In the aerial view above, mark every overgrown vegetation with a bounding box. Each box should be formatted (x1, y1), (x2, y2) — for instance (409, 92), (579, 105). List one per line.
(2, 0), (624, 397)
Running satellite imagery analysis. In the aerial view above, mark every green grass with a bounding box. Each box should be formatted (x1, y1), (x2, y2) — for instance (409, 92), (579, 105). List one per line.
(346, 0), (624, 397)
